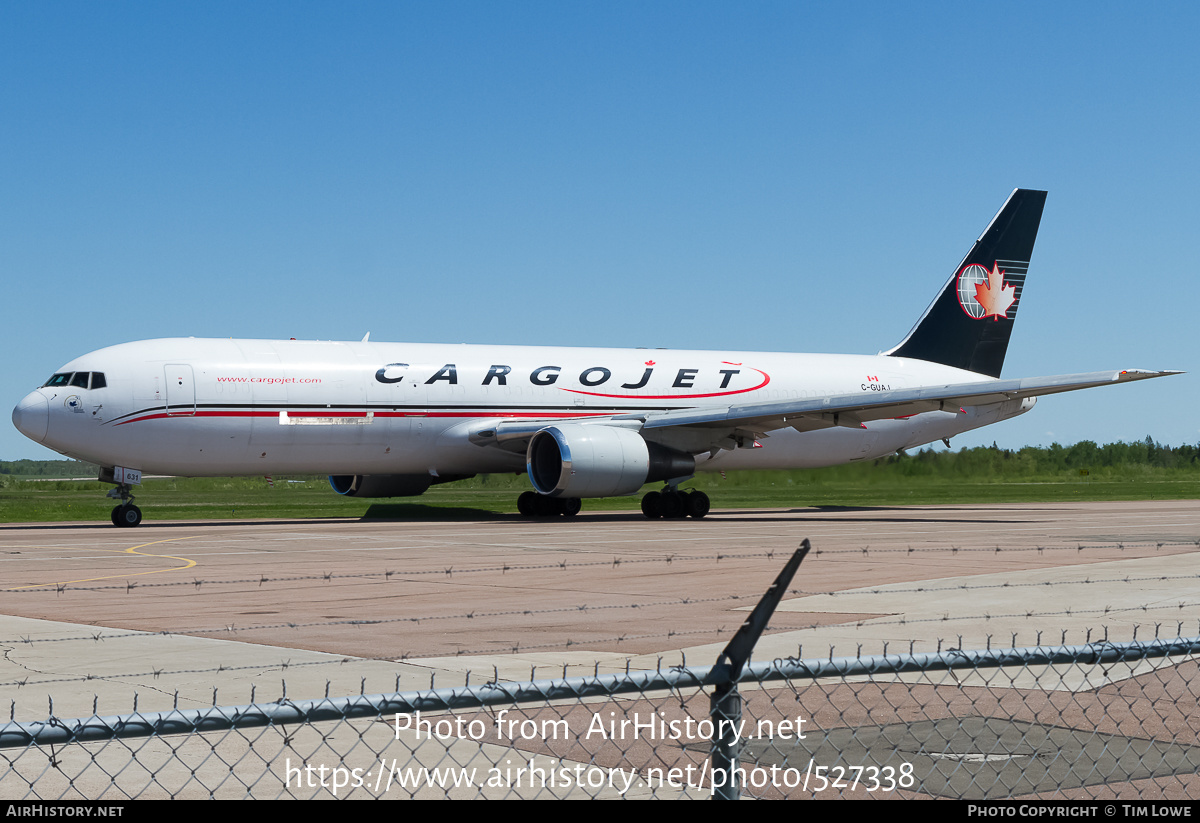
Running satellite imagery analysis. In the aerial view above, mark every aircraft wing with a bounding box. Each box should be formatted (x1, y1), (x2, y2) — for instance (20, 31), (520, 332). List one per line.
(483, 369), (1180, 451)
(624, 369), (1182, 437)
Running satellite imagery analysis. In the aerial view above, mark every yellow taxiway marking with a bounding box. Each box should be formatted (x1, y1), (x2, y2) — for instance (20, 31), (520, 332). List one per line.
(10, 537), (199, 590)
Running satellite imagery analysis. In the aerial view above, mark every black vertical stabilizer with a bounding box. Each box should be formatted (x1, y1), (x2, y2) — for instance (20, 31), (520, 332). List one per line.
(885, 189), (1047, 378)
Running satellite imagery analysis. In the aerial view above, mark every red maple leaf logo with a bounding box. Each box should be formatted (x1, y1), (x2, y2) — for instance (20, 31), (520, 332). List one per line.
(974, 262), (1016, 320)
(645, 360), (656, 366)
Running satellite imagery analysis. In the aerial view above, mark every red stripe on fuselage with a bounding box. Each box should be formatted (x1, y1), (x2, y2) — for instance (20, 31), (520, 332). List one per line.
(113, 410), (617, 426)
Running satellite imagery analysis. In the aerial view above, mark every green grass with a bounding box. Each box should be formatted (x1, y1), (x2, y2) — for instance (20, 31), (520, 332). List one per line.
(2, 464), (1198, 524)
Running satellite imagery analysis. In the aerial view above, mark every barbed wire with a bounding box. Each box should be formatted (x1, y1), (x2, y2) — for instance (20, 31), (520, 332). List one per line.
(5, 540), (1198, 596)
(5, 616), (1198, 696)
(4, 571), (1200, 654)
(798, 569), (1200, 598)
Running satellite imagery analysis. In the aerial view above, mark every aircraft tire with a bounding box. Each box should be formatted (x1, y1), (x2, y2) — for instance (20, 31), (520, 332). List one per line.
(114, 504), (143, 528)
(517, 491), (537, 517)
(659, 491), (685, 519)
(686, 491), (710, 519)
(532, 494), (557, 517)
(641, 491), (662, 519)
(560, 498), (581, 517)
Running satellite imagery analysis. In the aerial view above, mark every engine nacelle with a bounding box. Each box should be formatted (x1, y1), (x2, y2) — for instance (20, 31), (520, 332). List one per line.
(527, 424), (695, 498)
(329, 473), (474, 498)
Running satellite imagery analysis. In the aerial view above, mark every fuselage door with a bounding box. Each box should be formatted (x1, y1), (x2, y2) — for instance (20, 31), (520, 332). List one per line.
(165, 364), (196, 416)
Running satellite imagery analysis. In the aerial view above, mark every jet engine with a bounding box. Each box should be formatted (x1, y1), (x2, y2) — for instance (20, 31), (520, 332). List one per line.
(526, 424), (695, 498)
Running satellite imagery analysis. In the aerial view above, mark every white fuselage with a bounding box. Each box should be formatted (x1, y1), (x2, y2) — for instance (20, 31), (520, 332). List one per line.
(14, 337), (1032, 479)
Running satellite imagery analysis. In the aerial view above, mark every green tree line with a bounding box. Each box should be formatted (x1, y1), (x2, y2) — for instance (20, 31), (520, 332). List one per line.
(3, 438), (1197, 485)
(0, 459), (99, 478)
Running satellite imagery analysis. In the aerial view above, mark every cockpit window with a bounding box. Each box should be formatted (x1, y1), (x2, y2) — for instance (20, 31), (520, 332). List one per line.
(43, 371), (107, 389)
(43, 373), (73, 387)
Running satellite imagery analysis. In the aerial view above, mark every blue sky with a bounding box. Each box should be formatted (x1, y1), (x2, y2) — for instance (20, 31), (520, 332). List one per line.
(3, 1), (1196, 460)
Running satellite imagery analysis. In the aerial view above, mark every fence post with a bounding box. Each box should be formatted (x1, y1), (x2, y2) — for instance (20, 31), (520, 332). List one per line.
(709, 679), (742, 799)
(708, 540), (809, 800)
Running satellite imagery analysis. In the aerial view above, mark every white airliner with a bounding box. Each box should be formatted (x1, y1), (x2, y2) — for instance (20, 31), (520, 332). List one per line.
(11, 190), (1180, 526)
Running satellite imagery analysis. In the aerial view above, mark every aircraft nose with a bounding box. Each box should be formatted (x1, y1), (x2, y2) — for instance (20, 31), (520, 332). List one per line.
(12, 391), (49, 443)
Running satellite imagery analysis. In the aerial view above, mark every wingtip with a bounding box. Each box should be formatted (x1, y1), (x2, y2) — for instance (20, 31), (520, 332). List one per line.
(1116, 369), (1185, 380)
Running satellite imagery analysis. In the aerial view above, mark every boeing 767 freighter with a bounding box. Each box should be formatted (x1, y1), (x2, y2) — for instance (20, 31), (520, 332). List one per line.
(12, 189), (1180, 526)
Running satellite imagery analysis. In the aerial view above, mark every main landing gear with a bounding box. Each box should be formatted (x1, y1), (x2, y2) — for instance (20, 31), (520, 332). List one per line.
(515, 487), (710, 520)
(640, 489), (709, 519)
(106, 483), (143, 528)
(517, 491), (582, 518)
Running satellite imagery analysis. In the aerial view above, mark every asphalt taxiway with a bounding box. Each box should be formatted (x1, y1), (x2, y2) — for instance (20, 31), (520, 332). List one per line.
(3, 500), (1198, 718)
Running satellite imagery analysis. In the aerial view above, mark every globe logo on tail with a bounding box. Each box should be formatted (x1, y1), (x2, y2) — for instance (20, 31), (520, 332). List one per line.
(957, 262), (1016, 321)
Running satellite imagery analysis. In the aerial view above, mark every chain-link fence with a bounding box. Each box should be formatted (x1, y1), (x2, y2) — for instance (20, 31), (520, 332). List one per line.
(3, 634), (1199, 799)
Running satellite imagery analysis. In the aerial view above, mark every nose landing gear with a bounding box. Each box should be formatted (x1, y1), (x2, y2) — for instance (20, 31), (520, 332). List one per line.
(111, 503), (143, 527)
(106, 484), (143, 528)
